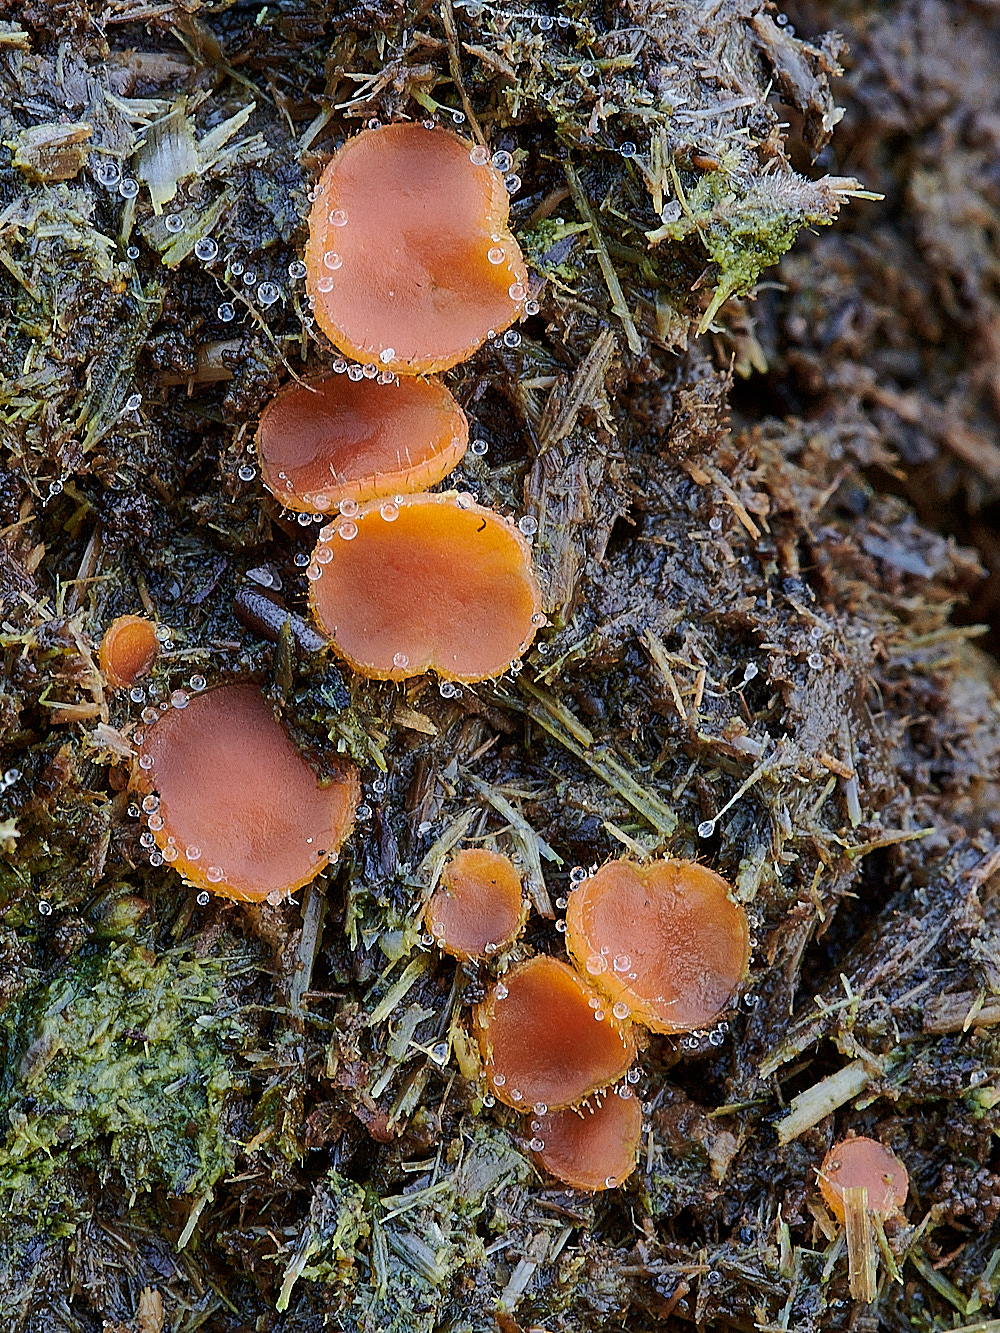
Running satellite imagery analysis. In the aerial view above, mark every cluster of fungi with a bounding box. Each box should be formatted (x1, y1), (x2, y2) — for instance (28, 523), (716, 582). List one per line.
(95, 122), (907, 1221)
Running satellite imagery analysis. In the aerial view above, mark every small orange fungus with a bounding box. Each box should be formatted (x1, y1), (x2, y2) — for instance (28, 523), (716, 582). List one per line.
(99, 615), (160, 690)
(309, 492), (542, 683)
(256, 373), (468, 514)
(425, 848), (527, 960)
(819, 1137), (909, 1222)
(565, 859), (750, 1033)
(133, 682), (359, 903)
(305, 123), (529, 374)
(476, 956), (636, 1111)
(529, 1088), (643, 1191)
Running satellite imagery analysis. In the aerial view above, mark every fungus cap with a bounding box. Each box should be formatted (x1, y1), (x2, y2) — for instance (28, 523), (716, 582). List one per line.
(256, 373), (468, 514)
(133, 682), (359, 903)
(425, 848), (527, 961)
(476, 955), (637, 1111)
(818, 1137), (909, 1222)
(305, 123), (529, 374)
(530, 1088), (643, 1191)
(99, 615), (160, 690)
(309, 492), (542, 683)
(565, 858), (750, 1033)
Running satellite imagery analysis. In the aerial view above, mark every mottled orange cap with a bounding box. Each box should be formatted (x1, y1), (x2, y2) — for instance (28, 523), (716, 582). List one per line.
(565, 859), (750, 1033)
(819, 1137), (909, 1222)
(305, 123), (529, 374)
(425, 848), (527, 961)
(308, 492), (542, 683)
(476, 955), (637, 1111)
(529, 1088), (643, 1191)
(256, 372), (468, 514)
(99, 615), (160, 690)
(133, 682), (359, 903)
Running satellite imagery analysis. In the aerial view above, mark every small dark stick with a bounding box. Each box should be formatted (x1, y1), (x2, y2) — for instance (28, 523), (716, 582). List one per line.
(233, 583), (327, 653)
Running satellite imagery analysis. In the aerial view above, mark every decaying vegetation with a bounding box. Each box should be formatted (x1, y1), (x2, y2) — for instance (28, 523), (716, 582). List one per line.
(1, 0), (1000, 1329)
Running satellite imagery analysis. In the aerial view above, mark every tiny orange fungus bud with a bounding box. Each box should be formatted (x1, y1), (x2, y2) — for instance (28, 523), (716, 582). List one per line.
(476, 955), (637, 1111)
(425, 848), (527, 961)
(565, 858), (750, 1033)
(256, 373), (468, 514)
(529, 1088), (643, 1191)
(133, 682), (359, 903)
(308, 492), (542, 683)
(818, 1137), (909, 1222)
(99, 615), (160, 690)
(305, 123), (529, 374)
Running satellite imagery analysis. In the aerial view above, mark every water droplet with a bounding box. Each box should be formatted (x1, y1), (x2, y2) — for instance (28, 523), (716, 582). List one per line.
(524, 298), (540, 316)
(509, 1088), (523, 1102)
(555, 896), (567, 910)
(508, 282), (527, 304)
(808, 652), (823, 670)
(380, 502), (399, 522)
(579, 61), (595, 77)
(340, 499), (359, 518)
(141, 796), (159, 814)
(698, 820), (715, 838)
(170, 689), (189, 710)
(231, 260), (244, 276)
(379, 348), (396, 364)
(492, 150), (513, 172)
(164, 213), (184, 233)
(482, 1093), (495, 1107)
(129, 686), (146, 704)
(619, 141), (637, 158)
(529, 1137), (545, 1151)
(709, 515), (723, 532)
(288, 259), (307, 279)
(518, 515), (537, 536)
(470, 144), (490, 166)
(140, 832), (155, 849)
(125, 392), (142, 412)
(294, 551), (309, 567)
(339, 521), (358, 541)
(266, 890), (283, 906)
(148, 814), (164, 831)
(218, 302), (235, 322)
(329, 209), (348, 226)
(492, 1072), (506, 1086)
(613, 954), (631, 973)
(138, 754), (154, 770)
(504, 174), (521, 194)
(488, 246), (505, 265)
(242, 269), (258, 286)
(306, 563), (322, 580)
(258, 282), (281, 306)
(96, 160), (120, 187)
(39, 899), (52, 915)
(570, 866), (588, 884)
(495, 982), (509, 1000)
(323, 251), (343, 271)
(194, 236), (218, 262)
(538, 13), (553, 28)
(503, 329), (522, 348)
(555, 919), (567, 932)
(594, 1010), (605, 1021)
(605, 1176), (618, 1188)
(185, 845), (201, 861)
(125, 244), (140, 260)
(347, 364), (364, 381)
(362, 363), (378, 378)
(471, 438), (489, 455)
(316, 544), (334, 565)
(238, 464), (257, 482)
(141, 707), (158, 725)
(439, 681), (458, 698)
(613, 1001), (630, 1020)
(118, 177), (139, 198)
(297, 511), (314, 527)
(456, 492), (475, 509)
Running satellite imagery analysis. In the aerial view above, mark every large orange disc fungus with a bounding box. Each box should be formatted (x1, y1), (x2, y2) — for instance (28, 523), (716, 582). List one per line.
(476, 956), (637, 1111)
(425, 848), (527, 961)
(133, 681), (359, 903)
(308, 492), (542, 683)
(529, 1088), (643, 1191)
(819, 1137), (909, 1222)
(305, 123), (529, 374)
(99, 615), (160, 690)
(565, 859), (750, 1033)
(256, 373), (468, 514)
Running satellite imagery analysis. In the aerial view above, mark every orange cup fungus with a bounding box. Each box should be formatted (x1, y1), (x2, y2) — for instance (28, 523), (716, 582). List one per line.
(818, 1137), (909, 1222)
(565, 858), (750, 1033)
(529, 1088), (643, 1192)
(308, 491), (542, 683)
(132, 681), (359, 903)
(256, 372), (469, 514)
(99, 615), (160, 690)
(476, 955), (637, 1111)
(305, 123), (529, 375)
(425, 848), (527, 961)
